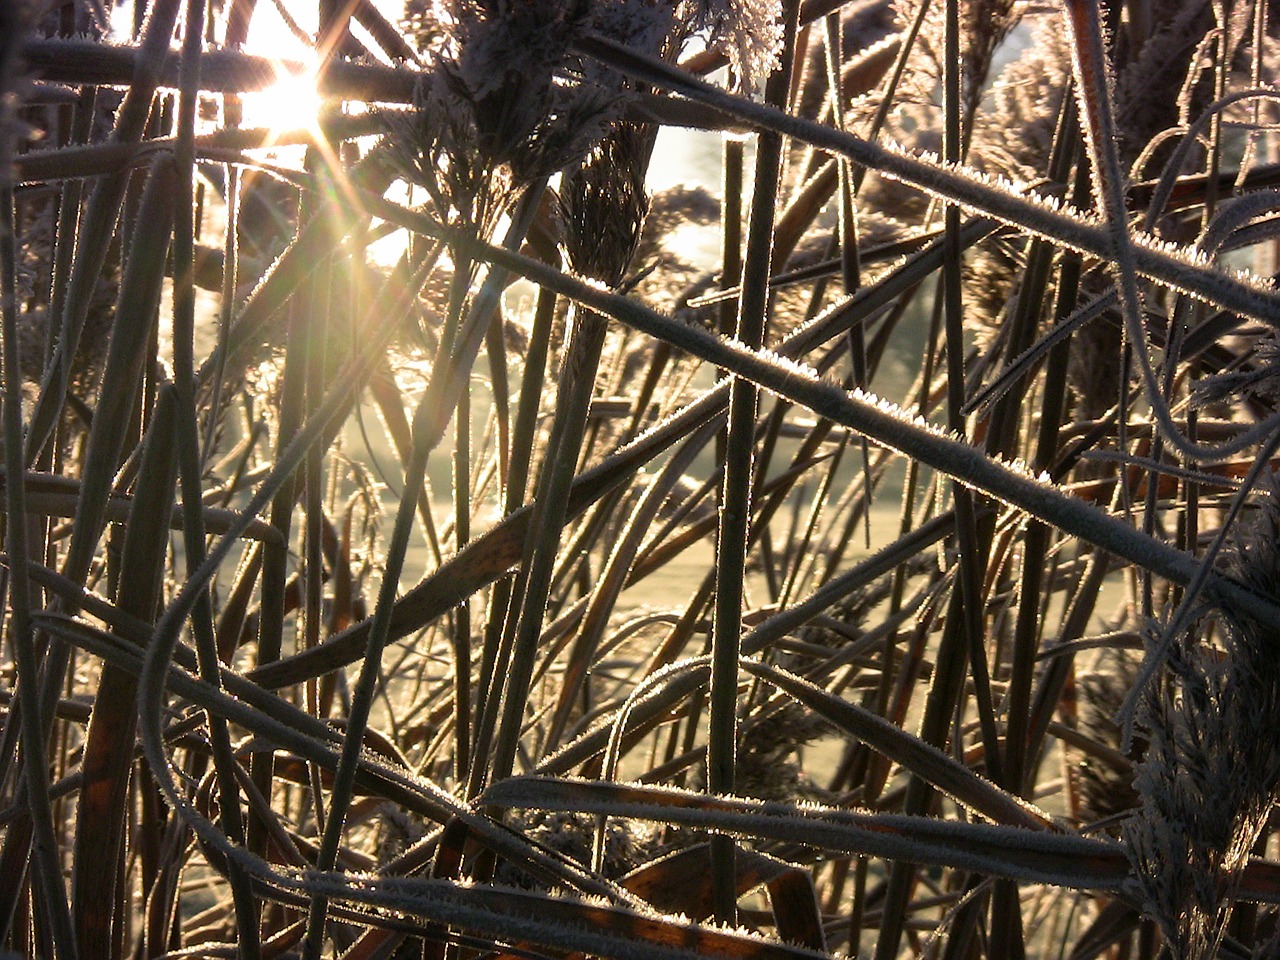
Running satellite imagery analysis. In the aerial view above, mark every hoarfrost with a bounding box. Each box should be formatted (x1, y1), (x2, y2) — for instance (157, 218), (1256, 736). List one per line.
(692, 0), (785, 94)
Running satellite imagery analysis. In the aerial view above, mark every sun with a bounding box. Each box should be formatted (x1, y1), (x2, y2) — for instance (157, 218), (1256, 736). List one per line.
(229, 3), (376, 214)
(242, 59), (324, 141)
(236, 0), (325, 142)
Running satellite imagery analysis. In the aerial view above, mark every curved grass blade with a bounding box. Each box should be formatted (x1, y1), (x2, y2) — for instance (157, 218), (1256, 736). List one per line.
(62, 154), (175, 587)
(538, 510), (963, 776)
(38, 612), (639, 904)
(294, 871), (833, 960)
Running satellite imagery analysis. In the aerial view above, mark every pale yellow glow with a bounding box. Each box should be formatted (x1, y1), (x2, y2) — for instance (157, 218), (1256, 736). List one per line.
(241, 62), (324, 140)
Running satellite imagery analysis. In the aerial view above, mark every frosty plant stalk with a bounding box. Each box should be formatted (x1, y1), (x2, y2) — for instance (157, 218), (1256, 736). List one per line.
(12, 0), (1280, 956)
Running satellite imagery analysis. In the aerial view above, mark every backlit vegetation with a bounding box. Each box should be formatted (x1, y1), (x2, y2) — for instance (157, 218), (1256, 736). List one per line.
(6, 0), (1280, 957)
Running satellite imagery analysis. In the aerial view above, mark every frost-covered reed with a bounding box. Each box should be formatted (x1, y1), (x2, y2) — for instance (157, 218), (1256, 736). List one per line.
(7, 0), (1280, 957)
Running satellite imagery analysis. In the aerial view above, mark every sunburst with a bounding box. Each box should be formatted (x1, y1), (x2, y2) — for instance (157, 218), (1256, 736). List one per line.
(242, 57), (324, 146)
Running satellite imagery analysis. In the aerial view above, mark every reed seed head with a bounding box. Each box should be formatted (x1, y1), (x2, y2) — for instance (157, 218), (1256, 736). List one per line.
(561, 121), (651, 288)
(690, 0), (785, 92)
(1125, 477), (1280, 959)
(393, 0), (674, 211)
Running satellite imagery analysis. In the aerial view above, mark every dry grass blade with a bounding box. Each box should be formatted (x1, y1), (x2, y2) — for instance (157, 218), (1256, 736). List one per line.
(483, 778), (1130, 891)
(1, 12), (76, 950)
(24, 0), (183, 462)
(298, 871), (833, 960)
(63, 155), (175, 584)
(737, 659), (1055, 830)
(20, 37), (416, 103)
(71, 383), (179, 957)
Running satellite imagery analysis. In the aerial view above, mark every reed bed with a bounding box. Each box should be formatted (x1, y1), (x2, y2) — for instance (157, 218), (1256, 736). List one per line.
(5, 0), (1280, 956)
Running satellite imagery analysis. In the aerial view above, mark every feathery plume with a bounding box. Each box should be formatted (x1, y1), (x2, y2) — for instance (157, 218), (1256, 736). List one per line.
(1125, 475), (1280, 960)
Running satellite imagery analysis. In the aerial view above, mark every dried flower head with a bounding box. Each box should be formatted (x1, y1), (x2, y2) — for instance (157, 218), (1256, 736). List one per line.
(374, 803), (428, 864)
(1113, 0), (1218, 164)
(886, 0), (1021, 122)
(690, 700), (833, 804)
(1124, 476), (1280, 959)
(1194, 328), (1280, 410)
(960, 0), (1021, 113)
(11, 194), (117, 392)
(970, 18), (1070, 185)
(382, 68), (512, 225)
(634, 183), (719, 263)
(620, 184), (721, 319)
(392, 0), (675, 211)
(1074, 652), (1144, 823)
(690, 0), (785, 93)
(561, 121), (651, 287)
